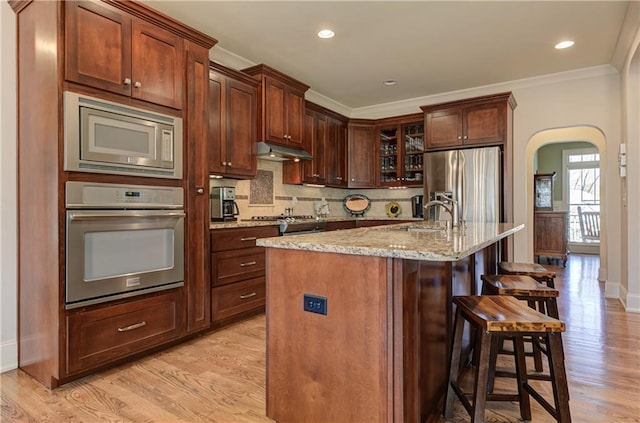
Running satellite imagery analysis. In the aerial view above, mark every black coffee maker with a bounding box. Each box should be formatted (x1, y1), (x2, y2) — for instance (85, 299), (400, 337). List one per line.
(411, 195), (424, 218)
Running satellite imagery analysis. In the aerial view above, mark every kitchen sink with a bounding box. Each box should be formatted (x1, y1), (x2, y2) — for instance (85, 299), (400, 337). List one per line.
(385, 224), (447, 233)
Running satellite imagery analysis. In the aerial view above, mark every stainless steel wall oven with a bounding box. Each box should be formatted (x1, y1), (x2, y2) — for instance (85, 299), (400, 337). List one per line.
(65, 182), (185, 309)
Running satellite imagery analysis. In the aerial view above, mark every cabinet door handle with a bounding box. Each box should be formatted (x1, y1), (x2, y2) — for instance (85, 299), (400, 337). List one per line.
(240, 261), (257, 267)
(457, 136), (462, 140)
(240, 292), (257, 299)
(196, 188), (204, 195)
(227, 162), (232, 166)
(117, 321), (146, 332)
(134, 81), (142, 88)
(123, 78), (132, 85)
(222, 161), (227, 166)
(240, 237), (257, 242)
(463, 135), (468, 140)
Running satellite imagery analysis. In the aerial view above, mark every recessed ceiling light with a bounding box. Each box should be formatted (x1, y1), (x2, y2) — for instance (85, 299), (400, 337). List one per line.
(383, 80), (397, 86)
(555, 40), (575, 49)
(317, 29), (335, 39)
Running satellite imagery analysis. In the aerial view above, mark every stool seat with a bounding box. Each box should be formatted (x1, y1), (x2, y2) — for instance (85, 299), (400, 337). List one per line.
(446, 295), (571, 422)
(482, 274), (558, 298)
(498, 262), (557, 288)
(454, 295), (565, 333)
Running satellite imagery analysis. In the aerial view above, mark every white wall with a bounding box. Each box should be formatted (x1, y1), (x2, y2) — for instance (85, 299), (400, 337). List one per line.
(1, 0), (18, 372)
(620, 2), (640, 312)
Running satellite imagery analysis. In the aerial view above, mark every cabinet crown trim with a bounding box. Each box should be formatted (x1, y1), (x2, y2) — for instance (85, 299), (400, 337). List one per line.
(420, 91), (517, 112)
(242, 64), (310, 93)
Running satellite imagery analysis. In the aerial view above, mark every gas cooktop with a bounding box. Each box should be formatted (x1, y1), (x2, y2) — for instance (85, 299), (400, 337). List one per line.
(244, 215), (315, 222)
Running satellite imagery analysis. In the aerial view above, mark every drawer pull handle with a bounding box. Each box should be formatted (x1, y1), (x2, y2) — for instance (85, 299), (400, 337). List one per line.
(240, 237), (257, 241)
(240, 292), (257, 299)
(240, 261), (257, 267)
(117, 321), (146, 332)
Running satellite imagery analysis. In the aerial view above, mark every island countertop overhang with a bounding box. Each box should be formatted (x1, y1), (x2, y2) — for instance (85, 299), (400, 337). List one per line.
(257, 221), (524, 261)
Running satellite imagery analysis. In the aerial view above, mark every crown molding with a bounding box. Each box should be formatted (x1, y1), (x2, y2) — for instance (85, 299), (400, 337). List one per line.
(350, 65), (619, 119)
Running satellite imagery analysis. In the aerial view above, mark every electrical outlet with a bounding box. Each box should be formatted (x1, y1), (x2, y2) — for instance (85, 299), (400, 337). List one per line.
(303, 294), (327, 315)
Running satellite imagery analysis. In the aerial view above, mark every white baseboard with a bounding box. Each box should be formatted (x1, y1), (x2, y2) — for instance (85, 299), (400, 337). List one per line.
(604, 280), (620, 299)
(0, 339), (17, 373)
(620, 284), (640, 313)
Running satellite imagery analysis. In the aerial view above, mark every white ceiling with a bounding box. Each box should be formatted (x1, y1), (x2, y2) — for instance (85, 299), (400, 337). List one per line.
(145, 1), (630, 109)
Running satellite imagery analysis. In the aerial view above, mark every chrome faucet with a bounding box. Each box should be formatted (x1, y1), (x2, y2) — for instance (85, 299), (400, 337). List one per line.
(424, 195), (461, 228)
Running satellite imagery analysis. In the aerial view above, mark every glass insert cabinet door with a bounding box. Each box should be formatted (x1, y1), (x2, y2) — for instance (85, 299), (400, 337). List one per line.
(534, 172), (556, 211)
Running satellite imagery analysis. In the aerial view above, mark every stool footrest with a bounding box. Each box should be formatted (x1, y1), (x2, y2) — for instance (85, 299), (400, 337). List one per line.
(524, 383), (561, 420)
(495, 369), (553, 381)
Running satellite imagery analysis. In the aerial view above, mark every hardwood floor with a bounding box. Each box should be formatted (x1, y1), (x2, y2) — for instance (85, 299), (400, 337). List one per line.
(2, 254), (639, 422)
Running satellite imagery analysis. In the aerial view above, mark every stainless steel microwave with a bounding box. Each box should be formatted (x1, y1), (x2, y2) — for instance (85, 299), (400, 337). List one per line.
(64, 91), (183, 179)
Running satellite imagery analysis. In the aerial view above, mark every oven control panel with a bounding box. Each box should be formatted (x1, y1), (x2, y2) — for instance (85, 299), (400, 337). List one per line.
(66, 181), (183, 209)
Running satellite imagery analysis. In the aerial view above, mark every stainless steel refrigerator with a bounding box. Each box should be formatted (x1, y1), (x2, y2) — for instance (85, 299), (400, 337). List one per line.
(423, 146), (501, 223)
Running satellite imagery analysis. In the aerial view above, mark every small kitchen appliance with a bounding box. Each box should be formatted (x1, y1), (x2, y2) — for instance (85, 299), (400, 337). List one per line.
(411, 195), (424, 218)
(211, 186), (240, 221)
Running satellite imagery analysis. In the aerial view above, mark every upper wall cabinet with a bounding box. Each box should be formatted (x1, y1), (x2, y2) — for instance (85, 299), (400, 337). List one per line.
(347, 120), (377, 188)
(65, 1), (184, 109)
(375, 114), (424, 188)
(242, 64), (310, 148)
(209, 62), (259, 179)
(421, 92), (516, 150)
(283, 101), (347, 187)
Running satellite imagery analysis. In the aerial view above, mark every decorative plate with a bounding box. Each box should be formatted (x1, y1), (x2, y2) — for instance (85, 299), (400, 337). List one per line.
(385, 201), (402, 218)
(343, 194), (371, 216)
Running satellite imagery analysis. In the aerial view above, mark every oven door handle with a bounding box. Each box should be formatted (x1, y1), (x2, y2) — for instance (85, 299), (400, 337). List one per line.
(68, 211), (185, 221)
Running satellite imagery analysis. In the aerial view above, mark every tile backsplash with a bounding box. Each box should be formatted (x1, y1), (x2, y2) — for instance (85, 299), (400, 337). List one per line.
(210, 160), (423, 219)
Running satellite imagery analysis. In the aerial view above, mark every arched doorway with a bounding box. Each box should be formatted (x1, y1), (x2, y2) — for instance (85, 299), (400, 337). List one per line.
(525, 126), (607, 282)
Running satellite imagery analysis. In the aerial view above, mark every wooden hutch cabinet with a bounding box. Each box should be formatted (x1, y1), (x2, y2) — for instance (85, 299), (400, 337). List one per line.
(208, 62), (259, 179)
(533, 172), (568, 266)
(11, 0), (216, 388)
(242, 64), (309, 148)
(534, 211), (569, 266)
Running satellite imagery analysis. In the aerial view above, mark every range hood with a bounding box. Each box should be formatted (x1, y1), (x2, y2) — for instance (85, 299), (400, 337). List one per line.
(257, 141), (313, 162)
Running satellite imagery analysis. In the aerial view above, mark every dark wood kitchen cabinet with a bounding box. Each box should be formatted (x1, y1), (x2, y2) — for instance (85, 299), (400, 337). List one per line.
(421, 92), (516, 150)
(283, 101), (348, 187)
(243, 64), (309, 148)
(208, 62), (259, 178)
(422, 92), (517, 229)
(66, 290), (182, 374)
(184, 41), (212, 334)
(11, 0), (216, 388)
(282, 108), (327, 185)
(347, 119), (377, 188)
(65, 0), (184, 109)
(326, 116), (348, 187)
(375, 114), (424, 188)
(210, 225), (278, 327)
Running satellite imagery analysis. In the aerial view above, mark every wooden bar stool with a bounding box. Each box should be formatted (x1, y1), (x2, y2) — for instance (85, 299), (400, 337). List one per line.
(481, 274), (560, 381)
(445, 295), (571, 423)
(499, 261), (557, 288)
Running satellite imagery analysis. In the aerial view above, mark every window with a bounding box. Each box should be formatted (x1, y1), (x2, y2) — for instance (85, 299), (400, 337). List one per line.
(563, 148), (600, 244)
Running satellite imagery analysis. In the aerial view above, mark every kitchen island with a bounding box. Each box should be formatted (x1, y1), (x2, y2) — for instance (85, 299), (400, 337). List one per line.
(257, 221), (523, 423)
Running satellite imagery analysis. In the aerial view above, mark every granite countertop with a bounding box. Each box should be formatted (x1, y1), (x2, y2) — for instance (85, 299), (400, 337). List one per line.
(209, 216), (421, 230)
(256, 221), (524, 261)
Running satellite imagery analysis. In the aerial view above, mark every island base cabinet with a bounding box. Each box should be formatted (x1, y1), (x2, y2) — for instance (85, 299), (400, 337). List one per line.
(264, 246), (493, 423)
(266, 249), (392, 423)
